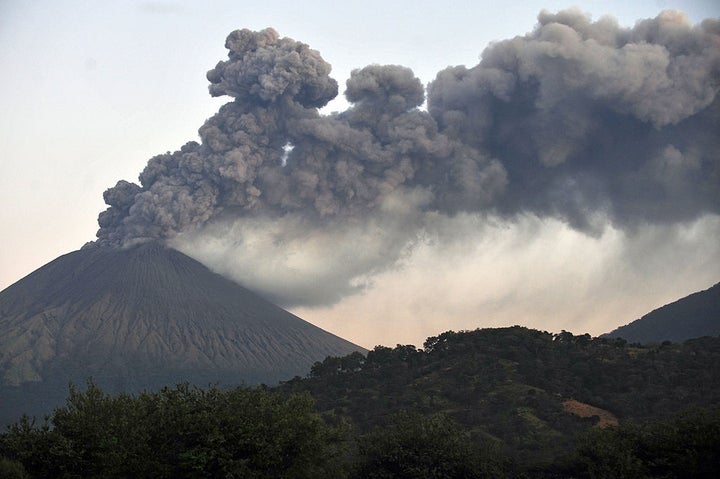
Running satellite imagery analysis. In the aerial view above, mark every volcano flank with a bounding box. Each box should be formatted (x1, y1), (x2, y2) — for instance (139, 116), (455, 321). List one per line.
(0, 243), (363, 425)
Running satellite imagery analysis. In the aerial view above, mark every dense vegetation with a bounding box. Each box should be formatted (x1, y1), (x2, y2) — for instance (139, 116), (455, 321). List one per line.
(2, 327), (720, 477)
(0, 383), (347, 478)
(284, 327), (720, 462)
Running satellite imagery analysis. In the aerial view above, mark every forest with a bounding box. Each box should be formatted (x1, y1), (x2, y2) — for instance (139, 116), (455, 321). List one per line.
(2, 326), (719, 478)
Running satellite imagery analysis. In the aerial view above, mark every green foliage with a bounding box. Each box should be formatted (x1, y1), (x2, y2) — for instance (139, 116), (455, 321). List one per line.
(576, 426), (649, 478)
(142, 384), (345, 478)
(0, 457), (30, 479)
(4, 327), (720, 476)
(0, 415), (72, 478)
(51, 381), (147, 477)
(283, 327), (720, 467)
(355, 413), (509, 479)
(575, 407), (720, 479)
(311, 351), (366, 377)
(1, 380), (347, 478)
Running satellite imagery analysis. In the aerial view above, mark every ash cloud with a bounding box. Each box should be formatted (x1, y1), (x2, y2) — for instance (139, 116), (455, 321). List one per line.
(428, 9), (719, 230)
(94, 12), (720, 307)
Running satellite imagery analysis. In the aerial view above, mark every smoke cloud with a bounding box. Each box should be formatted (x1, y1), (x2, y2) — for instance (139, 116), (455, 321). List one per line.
(94, 11), (719, 308)
(428, 9), (719, 230)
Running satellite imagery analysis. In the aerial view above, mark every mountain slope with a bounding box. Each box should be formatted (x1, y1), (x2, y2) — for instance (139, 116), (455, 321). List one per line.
(604, 282), (720, 344)
(0, 242), (363, 424)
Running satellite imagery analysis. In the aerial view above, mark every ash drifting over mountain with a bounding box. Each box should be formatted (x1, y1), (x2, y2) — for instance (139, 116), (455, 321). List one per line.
(93, 10), (720, 307)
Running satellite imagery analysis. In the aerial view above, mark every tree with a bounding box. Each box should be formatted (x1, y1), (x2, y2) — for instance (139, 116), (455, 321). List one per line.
(355, 413), (509, 479)
(0, 457), (29, 479)
(0, 414), (72, 478)
(575, 425), (648, 479)
(51, 380), (148, 477)
(1, 381), (350, 478)
(575, 407), (720, 479)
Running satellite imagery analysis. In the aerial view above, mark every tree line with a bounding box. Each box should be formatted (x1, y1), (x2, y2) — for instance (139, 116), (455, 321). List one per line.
(2, 326), (720, 477)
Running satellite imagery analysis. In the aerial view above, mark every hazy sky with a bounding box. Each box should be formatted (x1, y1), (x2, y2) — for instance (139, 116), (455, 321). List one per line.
(2, 0), (719, 349)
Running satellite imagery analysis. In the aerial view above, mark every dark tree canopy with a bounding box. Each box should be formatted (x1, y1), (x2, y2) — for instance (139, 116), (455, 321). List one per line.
(3, 327), (720, 478)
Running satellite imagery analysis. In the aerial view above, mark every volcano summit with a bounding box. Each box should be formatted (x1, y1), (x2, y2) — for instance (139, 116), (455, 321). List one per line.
(0, 243), (363, 425)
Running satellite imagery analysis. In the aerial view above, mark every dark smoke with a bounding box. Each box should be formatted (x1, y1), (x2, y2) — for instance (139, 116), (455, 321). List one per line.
(94, 11), (720, 306)
(96, 27), (505, 248)
(428, 9), (720, 230)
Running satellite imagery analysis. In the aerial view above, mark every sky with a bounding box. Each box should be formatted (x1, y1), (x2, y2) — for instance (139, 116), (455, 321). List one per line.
(1, 0), (719, 349)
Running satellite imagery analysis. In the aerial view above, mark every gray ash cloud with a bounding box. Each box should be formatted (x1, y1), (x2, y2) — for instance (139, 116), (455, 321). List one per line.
(94, 11), (719, 306)
(428, 9), (719, 230)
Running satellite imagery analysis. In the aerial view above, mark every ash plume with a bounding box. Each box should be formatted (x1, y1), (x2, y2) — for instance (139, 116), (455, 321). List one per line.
(428, 9), (720, 230)
(94, 11), (720, 307)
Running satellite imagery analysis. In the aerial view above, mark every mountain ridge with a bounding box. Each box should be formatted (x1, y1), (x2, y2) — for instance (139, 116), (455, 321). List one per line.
(603, 281), (720, 344)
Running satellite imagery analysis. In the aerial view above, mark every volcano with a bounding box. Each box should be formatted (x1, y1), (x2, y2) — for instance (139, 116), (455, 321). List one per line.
(0, 242), (363, 425)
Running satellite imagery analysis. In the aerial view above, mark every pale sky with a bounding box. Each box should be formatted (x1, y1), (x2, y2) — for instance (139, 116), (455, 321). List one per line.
(1, 0), (719, 349)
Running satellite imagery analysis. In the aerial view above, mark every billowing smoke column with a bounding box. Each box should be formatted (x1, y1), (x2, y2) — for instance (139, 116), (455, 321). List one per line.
(429, 9), (720, 230)
(95, 11), (720, 306)
(97, 27), (505, 248)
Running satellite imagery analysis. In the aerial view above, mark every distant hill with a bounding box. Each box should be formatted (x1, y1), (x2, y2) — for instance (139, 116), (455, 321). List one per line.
(603, 282), (720, 344)
(0, 242), (363, 426)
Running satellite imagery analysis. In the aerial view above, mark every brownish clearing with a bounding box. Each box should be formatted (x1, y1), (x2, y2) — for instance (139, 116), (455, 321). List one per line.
(562, 399), (619, 428)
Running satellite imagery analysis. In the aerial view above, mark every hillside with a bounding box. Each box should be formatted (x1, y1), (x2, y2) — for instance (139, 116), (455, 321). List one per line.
(280, 327), (720, 464)
(604, 282), (720, 343)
